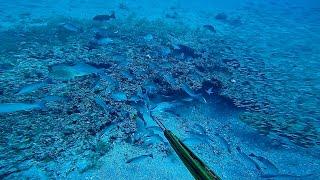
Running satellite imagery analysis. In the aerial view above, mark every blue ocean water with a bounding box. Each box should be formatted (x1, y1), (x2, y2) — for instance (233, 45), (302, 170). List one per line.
(0, 0), (319, 179)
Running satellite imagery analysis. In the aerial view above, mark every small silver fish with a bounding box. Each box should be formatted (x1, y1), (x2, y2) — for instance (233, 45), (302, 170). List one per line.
(126, 154), (153, 164)
(205, 87), (214, 95)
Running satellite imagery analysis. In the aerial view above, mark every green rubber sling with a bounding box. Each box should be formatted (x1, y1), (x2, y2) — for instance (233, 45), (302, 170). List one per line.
(164, 130), (221, 180)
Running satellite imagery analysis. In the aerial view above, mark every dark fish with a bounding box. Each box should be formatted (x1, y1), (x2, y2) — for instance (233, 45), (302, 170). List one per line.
(249, 153), (279, 174)
(215, 13), (228, 20)
(203, 25), (216, 33)
(236, 146), (262, 174)
(214, 133), (231, 153)
(93, 12), (116, 22)
(126, 154), (153, 164)
(173, 44), (201, 59)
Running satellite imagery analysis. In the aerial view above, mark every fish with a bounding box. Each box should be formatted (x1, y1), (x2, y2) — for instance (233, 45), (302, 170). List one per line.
(215, 13), (228, 20)
(173, 44), (201, 59)
(128, 95), (141, 103)
(126, 154), (153, 164)
(121, 70), (134, 81)
(193, 123), (206, 135)
(181, 84), (201, 98)
(59, 23), (83, 33)
(144, 81), (158, 95)
(49, 63), (101, 80)
(99, 121), (118, 138)
(94, 97), (110, 113)
(261, 173), (315, 179)
(151, 101), (180, 114)
(143, 34), (153, 41)
(137, 106), (158, 127)
(182, 137), (204, 146)
(96, 37), (113, 45)
(88, 37), (113, 49)
(144, 134), (164, 145)
(137, 88), (150, 106)
(16, 80), (50, 95)
(188, 131), (214, 144)
(236, 146), (262, 174)
(42, 95), (67, 102)
(0, 102), (44, 113)
(93, 12), (116, 22)
(162, 73), (178, 87)
(160, 46), (171, 57)
(249, 153), (279, 174)
(111, 92), (127, 101)
(136, 117), (147, 132)
(133, 130), (152, 141)
(214, 133), (231, 153)
(203, 25), (216, 33)
(92, 27), (117, 39)
(181, 83), (207, 103)
(205, 87), (214, 95)
(181, 97), (194, 102)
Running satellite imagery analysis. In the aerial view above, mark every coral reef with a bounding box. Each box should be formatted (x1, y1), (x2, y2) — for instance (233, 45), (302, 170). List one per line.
(0, 7), (319, 178)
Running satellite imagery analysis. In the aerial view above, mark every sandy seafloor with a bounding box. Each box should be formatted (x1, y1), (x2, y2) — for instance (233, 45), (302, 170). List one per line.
(0, 0), (320, 179)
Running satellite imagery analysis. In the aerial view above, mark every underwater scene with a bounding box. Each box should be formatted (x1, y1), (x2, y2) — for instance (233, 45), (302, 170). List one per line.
(0, 0), (319, 179)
